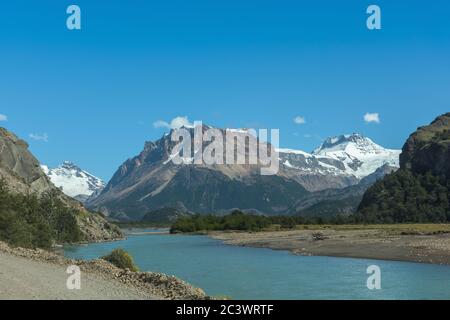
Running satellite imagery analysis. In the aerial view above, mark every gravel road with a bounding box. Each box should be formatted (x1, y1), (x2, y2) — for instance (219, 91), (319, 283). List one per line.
(0, 252), (153, 300)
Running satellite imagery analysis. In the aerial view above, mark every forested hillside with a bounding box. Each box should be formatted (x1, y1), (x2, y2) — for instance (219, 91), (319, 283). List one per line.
(357, 113), (450, 222)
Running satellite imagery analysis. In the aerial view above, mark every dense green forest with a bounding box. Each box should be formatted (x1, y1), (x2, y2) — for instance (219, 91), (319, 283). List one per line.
(170, 210), (354, 233)
(0, 179), (82, 248)
(356, 169), (450, 223)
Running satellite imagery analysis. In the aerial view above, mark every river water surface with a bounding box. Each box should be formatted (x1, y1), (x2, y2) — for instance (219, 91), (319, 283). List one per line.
(64, 231), (450, 299)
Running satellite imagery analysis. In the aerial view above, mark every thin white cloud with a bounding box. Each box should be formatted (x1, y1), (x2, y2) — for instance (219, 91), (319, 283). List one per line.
(0, 114), (7, 121)
(303, 133), (323, 141)
(29, 133), (48, 142)
(364, 112), (380, 124)
(293, 116), (306, 125)
(153, 120), (170, 128)
(153, 116), (193, 129)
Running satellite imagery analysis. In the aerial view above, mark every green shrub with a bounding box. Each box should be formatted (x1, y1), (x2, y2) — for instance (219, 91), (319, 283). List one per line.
(102, 248), (139, 272)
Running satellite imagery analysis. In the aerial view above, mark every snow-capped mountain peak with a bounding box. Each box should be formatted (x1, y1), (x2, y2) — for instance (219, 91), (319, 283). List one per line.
(275, 133), (400, 183)
(313, 133), (382, 155)
(41, 161), (105, 200)
(311, 133), (401, 178)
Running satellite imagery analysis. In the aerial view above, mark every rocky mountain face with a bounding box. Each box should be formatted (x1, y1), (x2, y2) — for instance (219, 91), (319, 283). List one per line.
(400, 113), (450, 178)
(0, 127), (122, 241)
(357, 113), (450, 223)
(42, 161), (105, 203)
(88, 125), (310, 220)
(0, 128), (54, 195)
(88, 125), (400, 221)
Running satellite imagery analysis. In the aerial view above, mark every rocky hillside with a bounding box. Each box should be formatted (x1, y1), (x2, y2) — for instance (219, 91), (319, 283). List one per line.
(88, 125), (399, 220)
(0, 128), (54, 195)
(400, 113), (450, 178)
(357, 113), (450, 223)
(0, 127), (122, 244)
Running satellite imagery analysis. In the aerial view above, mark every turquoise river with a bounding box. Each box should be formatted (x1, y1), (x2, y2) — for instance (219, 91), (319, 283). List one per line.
(64, 230), (450, 299)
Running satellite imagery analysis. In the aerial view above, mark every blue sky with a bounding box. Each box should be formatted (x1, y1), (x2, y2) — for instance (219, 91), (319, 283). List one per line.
(1, 0), (449, 180)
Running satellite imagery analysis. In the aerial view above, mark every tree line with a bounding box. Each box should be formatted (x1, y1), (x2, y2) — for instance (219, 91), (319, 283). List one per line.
(0, 179), (82, 249)
(170, 210), (358, 233)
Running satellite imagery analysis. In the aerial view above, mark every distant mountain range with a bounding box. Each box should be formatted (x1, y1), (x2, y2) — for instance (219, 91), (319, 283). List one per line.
(41, 161), (105, 203)
(3, 112), (448, 235)
(85, 126), (401, 221)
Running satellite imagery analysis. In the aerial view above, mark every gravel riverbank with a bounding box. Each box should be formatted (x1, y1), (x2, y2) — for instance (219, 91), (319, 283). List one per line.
(210, 227), (450, 265)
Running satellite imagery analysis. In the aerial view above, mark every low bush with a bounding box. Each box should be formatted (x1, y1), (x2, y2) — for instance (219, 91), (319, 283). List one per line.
(102, 248), (139, 272)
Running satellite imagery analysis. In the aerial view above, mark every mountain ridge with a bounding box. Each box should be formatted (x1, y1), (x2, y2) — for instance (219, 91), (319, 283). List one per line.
(87, 125), (400, 220)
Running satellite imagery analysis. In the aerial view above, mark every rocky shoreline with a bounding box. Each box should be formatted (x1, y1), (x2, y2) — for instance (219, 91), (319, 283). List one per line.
(0, 241), (209, 300)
